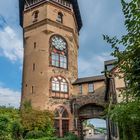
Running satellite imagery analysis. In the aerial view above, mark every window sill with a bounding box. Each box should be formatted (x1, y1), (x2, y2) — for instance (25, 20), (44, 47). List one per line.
(52, 90), (68, 94)
(50, 91), (69, 99)
(88, 91), (95, 94)
(50, 65), (68, 70)
(32, 19), (38, 23)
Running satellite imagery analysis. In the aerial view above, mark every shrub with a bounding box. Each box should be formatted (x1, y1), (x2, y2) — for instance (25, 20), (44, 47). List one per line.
(0, 115), (12, 140)
(21, 104), (54, 138)
(26, 137), (58, 140)
(64, 133), (79, 140)
(25, 130), (46, 139)
(11, 121), (24, 140)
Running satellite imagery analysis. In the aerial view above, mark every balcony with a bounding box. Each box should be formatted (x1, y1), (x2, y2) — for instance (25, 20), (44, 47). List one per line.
(51, 0), (72, 9)
(25, 0), (71, 9)
(25, 0), (44, 8)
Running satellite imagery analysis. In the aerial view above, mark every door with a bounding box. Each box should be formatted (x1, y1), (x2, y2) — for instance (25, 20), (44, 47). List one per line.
(62, 120), (69, 136)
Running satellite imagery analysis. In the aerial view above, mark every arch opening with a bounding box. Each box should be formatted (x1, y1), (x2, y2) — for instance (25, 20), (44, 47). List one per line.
(82, 118), (107, 140)
(54, 106), (70, 137)
(76, 103), (106, 140)
(78, 104), (105, 120)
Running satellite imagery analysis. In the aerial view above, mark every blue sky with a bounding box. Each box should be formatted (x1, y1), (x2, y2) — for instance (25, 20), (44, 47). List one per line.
(0, 0), (126, 108)
(90, 119), (106, 128)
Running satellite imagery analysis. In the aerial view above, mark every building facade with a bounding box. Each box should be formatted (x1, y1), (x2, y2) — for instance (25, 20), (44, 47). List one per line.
(105, 60), (126, 140)
(19, 0), (116, 138)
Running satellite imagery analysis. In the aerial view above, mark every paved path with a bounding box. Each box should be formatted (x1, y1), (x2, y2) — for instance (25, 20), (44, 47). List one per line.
(84, 135), (105, 140)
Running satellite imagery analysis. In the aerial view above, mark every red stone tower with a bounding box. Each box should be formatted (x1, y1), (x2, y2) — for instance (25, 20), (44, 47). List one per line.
(19, 0), (82, 137)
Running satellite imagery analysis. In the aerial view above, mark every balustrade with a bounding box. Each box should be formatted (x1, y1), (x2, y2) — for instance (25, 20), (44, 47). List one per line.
(52, 0), (71, 8)
(25, 0), (71, 9)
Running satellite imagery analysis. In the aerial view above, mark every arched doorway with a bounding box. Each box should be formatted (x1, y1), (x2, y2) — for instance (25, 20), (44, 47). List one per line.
(78, 104), (104, 119)
(83, 119), (107, 140)
(77, 104), (105, 140)
(54, 106), (69, 137)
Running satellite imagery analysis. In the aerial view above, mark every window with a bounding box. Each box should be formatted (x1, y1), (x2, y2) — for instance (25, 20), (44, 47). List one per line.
(60, 79), (68, 92)
(31, 86), (34, 94)
(62, 109), (69, 117)
(32, 10), (39, 22)
(88, 83), (94, 93)
(34, 42), (36, 49)
(54, 106), (69, 137)
(106, 64), (114, 71)
(79, 84), (82, 94)
(52, 78), (60, 91)
(56, 12), (63, 23)
(60, 55), (67, 68)
(52, 52), (59, 67)
(33, 63), (35, 71)
(51, 76), (68, 93)
(50, 35), (68, 69)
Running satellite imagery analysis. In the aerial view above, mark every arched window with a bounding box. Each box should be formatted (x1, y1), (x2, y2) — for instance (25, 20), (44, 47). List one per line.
(54, 110), (59, 117)
(54, 106), (69, 137)
(56, 12), (63, 23)
(62, 109), (69, 117)
(50, 35), (68, 69)
(51, 76), (68, 93)
(32, 10), (39, 22)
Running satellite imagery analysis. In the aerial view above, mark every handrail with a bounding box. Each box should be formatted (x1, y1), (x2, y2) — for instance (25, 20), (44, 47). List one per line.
(25, 0), (71, 9)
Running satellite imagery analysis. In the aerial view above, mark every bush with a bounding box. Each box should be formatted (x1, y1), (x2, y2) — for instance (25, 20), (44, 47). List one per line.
(25, 130), (46, 139)
(0, 115), (12, 140)
(64, 133), (79, 140)
(11, 121), (23, 140)
(26, 137), (58, 140)
(0, 107), (23, 140)
(21, 109), (54, 138)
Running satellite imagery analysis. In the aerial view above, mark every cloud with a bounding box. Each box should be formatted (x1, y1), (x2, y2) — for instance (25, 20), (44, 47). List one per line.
(0, 85), (21, 108)
(78, 52), (113, 77)
(0, 16), (23, 63)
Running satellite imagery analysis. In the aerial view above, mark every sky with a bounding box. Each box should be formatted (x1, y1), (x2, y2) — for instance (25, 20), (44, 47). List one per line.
(89, 119), (106, 128)
(0, 0), (126, 109)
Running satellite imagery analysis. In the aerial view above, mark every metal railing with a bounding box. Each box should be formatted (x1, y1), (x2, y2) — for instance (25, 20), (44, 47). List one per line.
(25, 0), (71, 9)
(25, 0), (44, 8)
(51, 0), (71, 8)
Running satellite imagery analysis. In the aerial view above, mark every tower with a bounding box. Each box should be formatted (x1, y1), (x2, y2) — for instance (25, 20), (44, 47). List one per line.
(19, 0), (82, 137)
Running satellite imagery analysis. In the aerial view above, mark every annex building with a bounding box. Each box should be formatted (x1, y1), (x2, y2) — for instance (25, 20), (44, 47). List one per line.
(19, 1), (125, 140)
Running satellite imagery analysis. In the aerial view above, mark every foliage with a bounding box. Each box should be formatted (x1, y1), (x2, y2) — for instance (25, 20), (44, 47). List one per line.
(103, 0), (140, 101)
(0, 115), (12, 140)
(0, 106), (20, 120)
(0, 105), (55, 140)
(21, 102), (54, 138)
(21, 109), (54, 138)
(64, 132), (79, 140)
(11, 121), (24, 140)
(26, 133), (79, 140)
(83, 120), (95, 129)
(95, 127), (107, 134)
(25, 130), (46, 139)
(0, 106), (22, 140)
(109, 101), (140, 140)
(103, 0), (140, 139)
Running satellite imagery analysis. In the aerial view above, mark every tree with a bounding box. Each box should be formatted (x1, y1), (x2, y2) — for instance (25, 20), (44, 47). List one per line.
(21, 102), (54, 139)
(103, 0), (140, 139)
(103, 0), (140, 101)
(0, 106), (22, 140)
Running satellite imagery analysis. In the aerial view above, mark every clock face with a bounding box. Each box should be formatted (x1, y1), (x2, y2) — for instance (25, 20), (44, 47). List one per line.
(51, 36), (66, 50)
